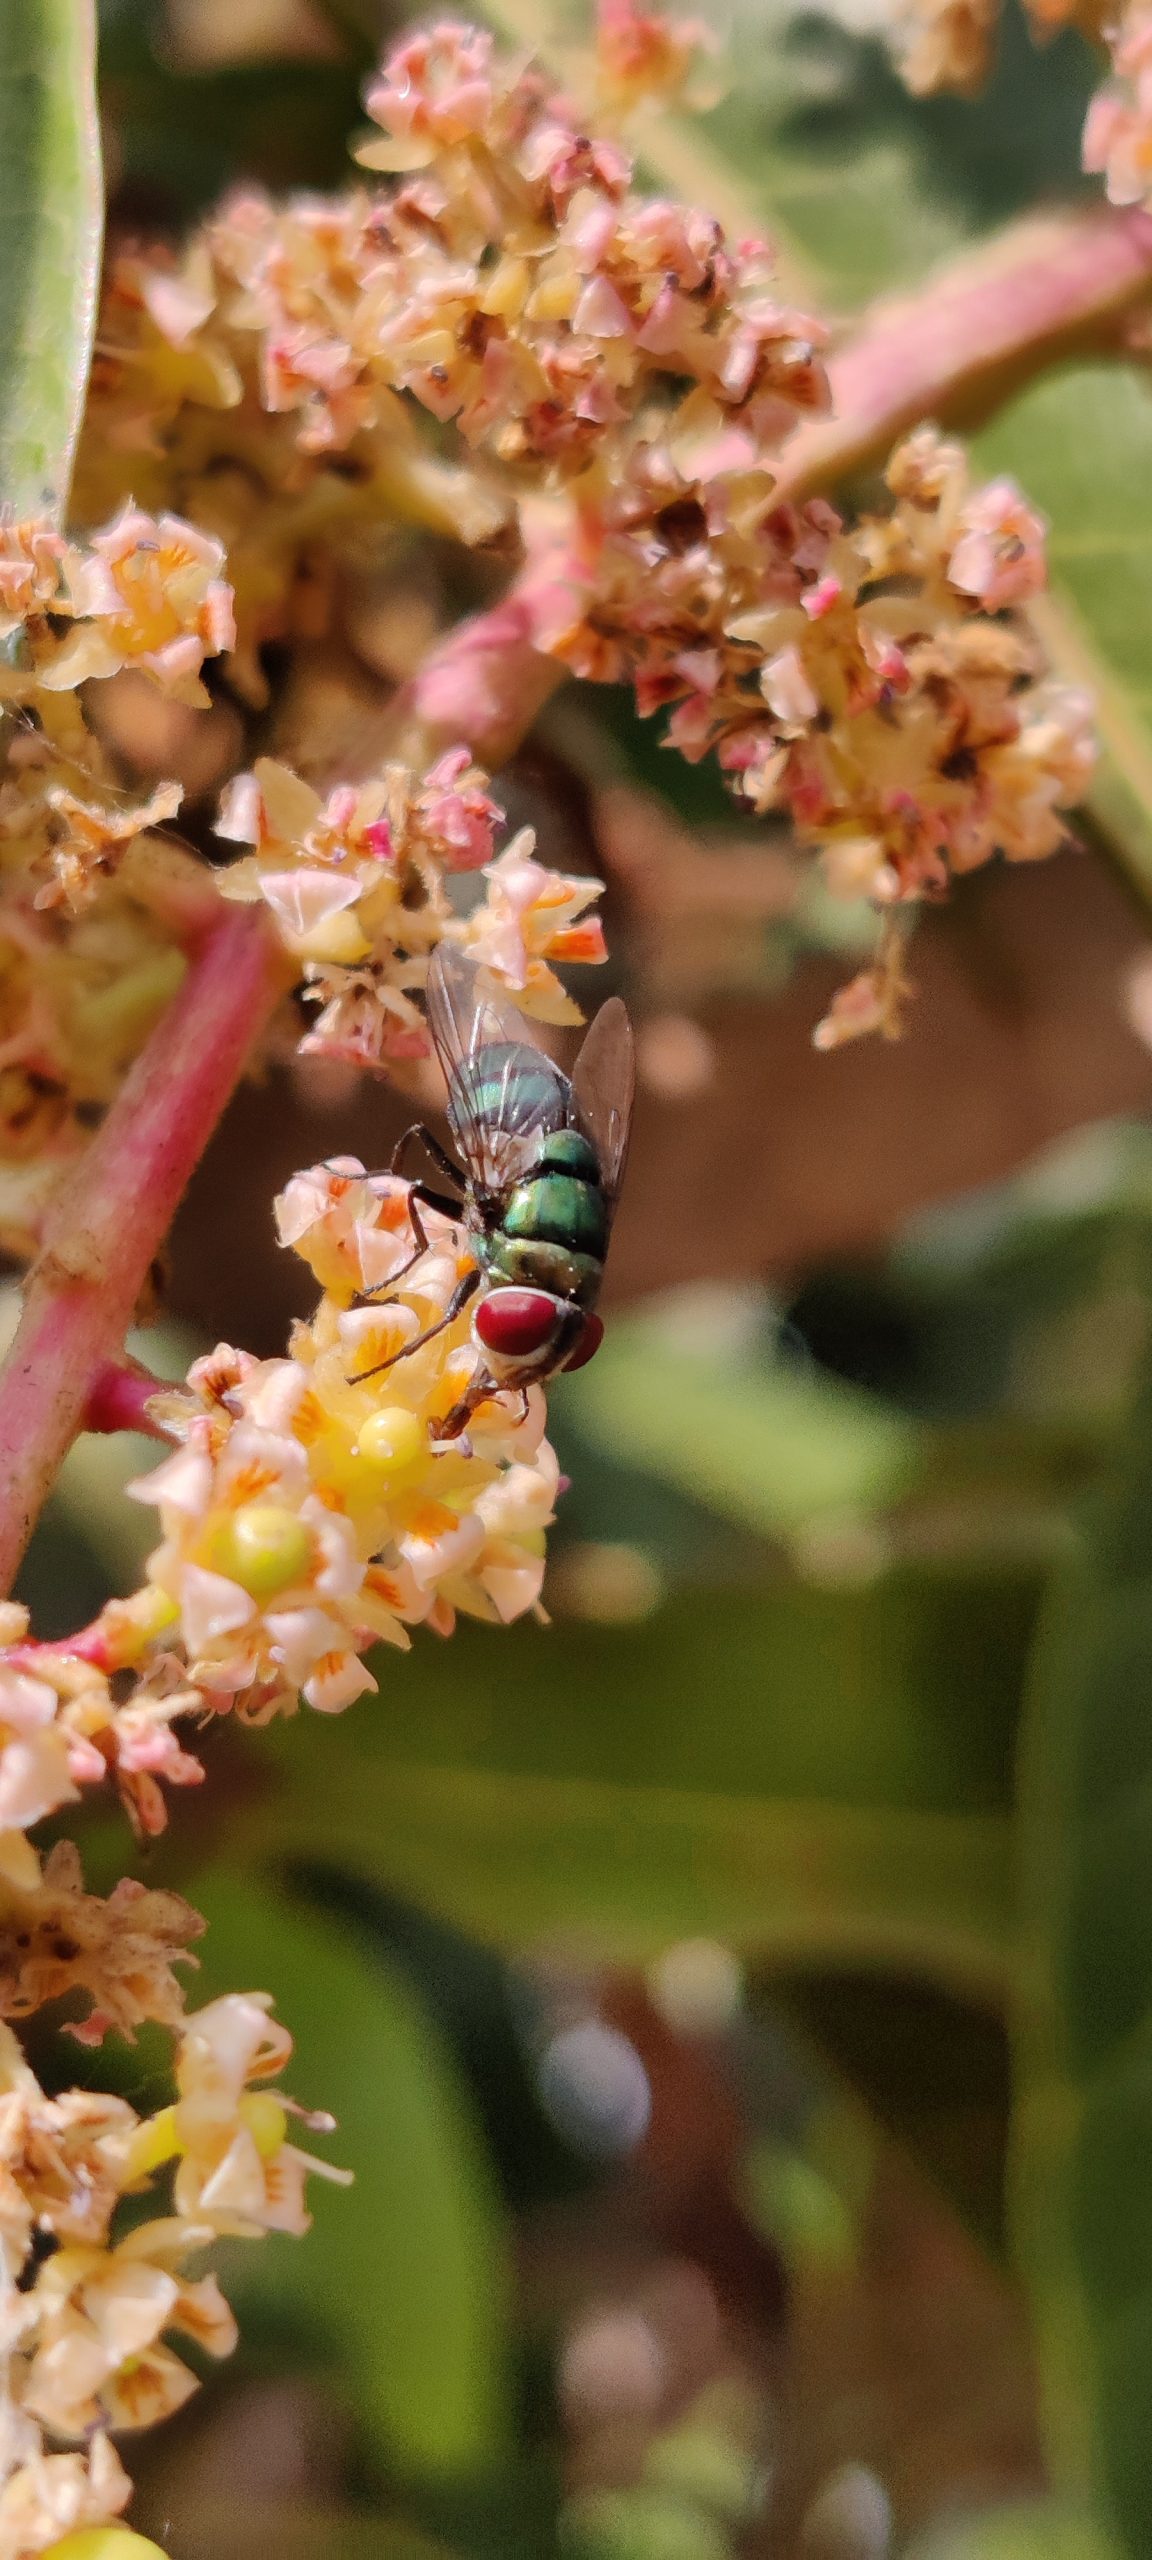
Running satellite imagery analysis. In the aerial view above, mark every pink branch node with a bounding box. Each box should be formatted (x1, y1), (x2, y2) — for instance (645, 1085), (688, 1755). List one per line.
(83, 1359), (171, 1441)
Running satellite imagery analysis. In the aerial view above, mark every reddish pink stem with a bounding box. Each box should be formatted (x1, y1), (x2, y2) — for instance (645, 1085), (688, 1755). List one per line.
(775, 201), (1152, 504)
(83, 1359), (170, 1441)
(0, 907), (288, 1595)
(390, 567), (566, 767)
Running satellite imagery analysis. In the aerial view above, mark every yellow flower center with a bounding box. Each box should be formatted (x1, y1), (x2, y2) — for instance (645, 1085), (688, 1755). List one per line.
(42, 2535), (171, 2560)
(122, 2104), (181, 2181)
(240, 2091), (289, 2158)
(357, 1404), (425, 1480)
(304, 910), (372, 966)
(123, 2090), (287, 2183)
(213, 1503), (314, 1598)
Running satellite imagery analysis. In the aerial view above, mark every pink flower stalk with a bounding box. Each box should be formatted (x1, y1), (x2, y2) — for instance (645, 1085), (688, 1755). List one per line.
(0, 908), (289, 1596)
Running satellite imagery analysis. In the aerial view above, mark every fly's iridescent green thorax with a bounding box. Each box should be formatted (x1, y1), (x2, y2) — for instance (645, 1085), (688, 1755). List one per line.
(449, 1040), (610, 1308)
(447, 1042), (570, 1153)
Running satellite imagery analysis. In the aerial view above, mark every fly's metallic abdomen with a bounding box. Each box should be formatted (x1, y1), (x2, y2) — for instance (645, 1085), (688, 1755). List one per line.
(505, 1173), (609, 1257)
(499, 1122), (609, 1301)
(487, 1234), (603, 1303)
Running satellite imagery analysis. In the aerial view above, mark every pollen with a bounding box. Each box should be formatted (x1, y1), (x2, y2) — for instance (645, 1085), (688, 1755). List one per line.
(225, 1458), (282, 1506)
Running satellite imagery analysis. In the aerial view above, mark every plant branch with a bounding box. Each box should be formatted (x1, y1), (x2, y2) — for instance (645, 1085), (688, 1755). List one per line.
(388, 570), (567, 769)
(774, 202), (1152, 507)
(0, 905), (290, 1595)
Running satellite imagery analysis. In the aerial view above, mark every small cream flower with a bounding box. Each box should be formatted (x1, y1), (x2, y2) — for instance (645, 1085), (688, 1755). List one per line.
(948, 479), (1048, 611)
(0, 1840), (203, 2046)
(462, 839), (607, 1024)
(40, 509), (235, 706)
(0, 1667), (79, 1832)
(155, 1993), (347, 2238)
(21, 2221), (237, 2439)
(0, 2421), (130, 2560)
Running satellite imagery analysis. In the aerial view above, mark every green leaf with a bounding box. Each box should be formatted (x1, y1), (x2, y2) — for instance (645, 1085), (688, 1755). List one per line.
(906, 2505), (1122, 2560)
(234, 1571), (1022, 1998)
(1014, 1347), (1152, 2547)
(0, 0), (101, 518)
(972, 367), (1152, 909)
(559, 1318), (920, 1543)
(186, 1870), (513, 2478)
(775, 1971), (1012, 2253)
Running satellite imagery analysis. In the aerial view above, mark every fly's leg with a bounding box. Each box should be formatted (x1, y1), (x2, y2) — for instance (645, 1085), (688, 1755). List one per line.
(353, 1124), (465, 1301)
(348, 1265), (481, 1386)
(431, 1368), (493, 1443)
(392, 1122), (464, 1191)
(319, 1130), (463, 1190)
(431, 1366), (530, 1444)
(338, 1125), (468, 1301)
(352, 1179), (463, 1307)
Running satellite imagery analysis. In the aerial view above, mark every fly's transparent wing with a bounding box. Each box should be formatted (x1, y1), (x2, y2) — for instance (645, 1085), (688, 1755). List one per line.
(426, 944), (568, 1195)
(426, 943), (542, 1077)
(570, 995), (635, 1209)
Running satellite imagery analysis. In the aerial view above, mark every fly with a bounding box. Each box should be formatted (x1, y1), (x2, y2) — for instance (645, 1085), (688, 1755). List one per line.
(350, 943), (635, 1441)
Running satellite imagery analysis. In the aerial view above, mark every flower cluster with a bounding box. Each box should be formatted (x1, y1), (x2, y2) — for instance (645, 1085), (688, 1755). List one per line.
(216, 745), (605, 1066)
(137, 1161), (558, 1698)
(0, 1984), (341, 2557)
(78, 18), (826, 690)
(539, 427), (1091, 1039)
(0, 503), (239, 1259)
(0, 1156), (560, 1836)
(76, 225), (505, 705)
(45, 16), (1084, 1061)
(352, 24), (828, 470)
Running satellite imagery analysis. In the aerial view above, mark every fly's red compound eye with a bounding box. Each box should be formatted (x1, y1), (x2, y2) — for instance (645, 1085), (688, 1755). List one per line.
(475, 1287), (563, 1360)
(562, 1312), (604, 1373)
